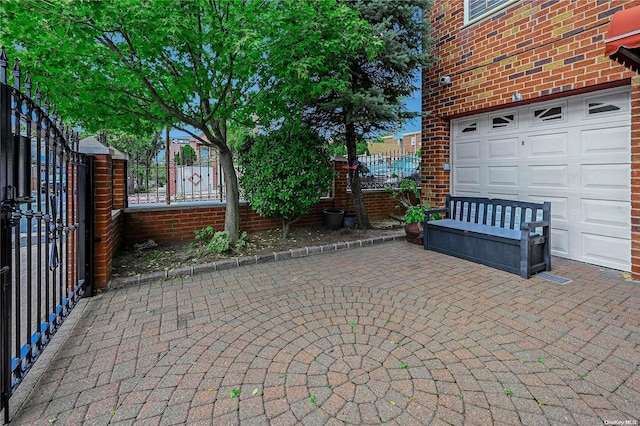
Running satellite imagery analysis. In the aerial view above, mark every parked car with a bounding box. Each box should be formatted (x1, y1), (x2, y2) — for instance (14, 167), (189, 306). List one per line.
(359, 159), (388, 186)
(387, 157), (420, 184)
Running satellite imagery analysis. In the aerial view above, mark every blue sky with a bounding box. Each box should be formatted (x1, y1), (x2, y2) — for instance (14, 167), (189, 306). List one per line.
(401, 89), (422, 135)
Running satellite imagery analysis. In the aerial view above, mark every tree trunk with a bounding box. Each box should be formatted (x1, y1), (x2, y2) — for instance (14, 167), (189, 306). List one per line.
(219, 148), (240, 246)
(282, 216), (300, 239)
(345, 120), (372, 229)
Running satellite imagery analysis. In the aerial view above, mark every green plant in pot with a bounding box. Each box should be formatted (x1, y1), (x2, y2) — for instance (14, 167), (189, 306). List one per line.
(403, 204), (426, 245)
(388, 178), (425, 245)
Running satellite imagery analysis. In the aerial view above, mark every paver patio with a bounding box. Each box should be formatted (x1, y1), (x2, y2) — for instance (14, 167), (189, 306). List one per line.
(8, 241), (640, 425)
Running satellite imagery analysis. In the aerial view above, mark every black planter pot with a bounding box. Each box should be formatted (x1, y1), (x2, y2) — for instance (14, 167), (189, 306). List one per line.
(343, 211), (356, 228)
(323, 209), (344, 230)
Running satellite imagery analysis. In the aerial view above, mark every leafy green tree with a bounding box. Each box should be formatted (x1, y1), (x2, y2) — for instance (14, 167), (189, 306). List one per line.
(304, 0), (434, 229)
(237, 124), (335, 239)
(175, 145), (197, 166)
(109, 130), (166, 192)
(1, 0), (373, 245)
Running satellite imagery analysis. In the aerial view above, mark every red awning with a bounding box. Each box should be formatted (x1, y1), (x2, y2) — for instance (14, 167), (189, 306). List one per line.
(604, 6), (640, 73)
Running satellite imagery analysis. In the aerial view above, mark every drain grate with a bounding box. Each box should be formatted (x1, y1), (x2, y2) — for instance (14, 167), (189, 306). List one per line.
(536, 272), (572, 285)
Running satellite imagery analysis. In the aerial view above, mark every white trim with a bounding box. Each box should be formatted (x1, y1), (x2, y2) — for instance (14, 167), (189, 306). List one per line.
(605, 28), (640, 43)
(463, 0), (520, 27)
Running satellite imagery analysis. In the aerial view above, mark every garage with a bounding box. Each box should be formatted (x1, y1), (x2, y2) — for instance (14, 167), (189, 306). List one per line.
(450, 87), (631, 271)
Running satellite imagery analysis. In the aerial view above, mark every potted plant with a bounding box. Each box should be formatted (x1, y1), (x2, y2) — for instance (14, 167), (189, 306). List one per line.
(403, 204), (425, 245)
(388, 178), (439, 245)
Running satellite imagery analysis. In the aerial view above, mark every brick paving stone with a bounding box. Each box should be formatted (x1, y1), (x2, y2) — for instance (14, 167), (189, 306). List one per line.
(136, 401), (168, 421)
(9, 244), (640, 424)
(463, 404), (494, 425)
(111, 404), (144, 422)
(186, 403), (213, 422)
(158, 402), (189, 425)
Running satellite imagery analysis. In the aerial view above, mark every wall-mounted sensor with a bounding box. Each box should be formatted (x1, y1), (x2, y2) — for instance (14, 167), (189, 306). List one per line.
(439, 76), (452, 87)
(512, 92), (523, 102)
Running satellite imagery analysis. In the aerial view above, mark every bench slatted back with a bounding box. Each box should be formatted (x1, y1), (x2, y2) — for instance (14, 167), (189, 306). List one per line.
(446, 195), (549, 230)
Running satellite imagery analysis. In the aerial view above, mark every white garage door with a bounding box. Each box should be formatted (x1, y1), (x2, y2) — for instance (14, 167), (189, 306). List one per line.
(451, 87), (631, 271)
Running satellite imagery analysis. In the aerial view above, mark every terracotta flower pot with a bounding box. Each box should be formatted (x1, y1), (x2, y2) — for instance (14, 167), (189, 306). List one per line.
(404, 222), (424, 245)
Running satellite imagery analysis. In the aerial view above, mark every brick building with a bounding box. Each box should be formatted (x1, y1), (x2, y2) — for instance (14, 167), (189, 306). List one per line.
(422, 1), (640, 276)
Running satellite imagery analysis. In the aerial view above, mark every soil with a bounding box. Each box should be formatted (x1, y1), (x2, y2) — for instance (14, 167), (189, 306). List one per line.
(111, 219), (405, 278)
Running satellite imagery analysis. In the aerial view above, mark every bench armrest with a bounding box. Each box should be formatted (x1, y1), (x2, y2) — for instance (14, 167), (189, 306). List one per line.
(424, 207), (448, 220)
(520, 220), (550, 231)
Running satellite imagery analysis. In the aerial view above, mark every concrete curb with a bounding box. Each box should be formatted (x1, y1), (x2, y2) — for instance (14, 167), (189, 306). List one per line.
(109, 233), (407, 289)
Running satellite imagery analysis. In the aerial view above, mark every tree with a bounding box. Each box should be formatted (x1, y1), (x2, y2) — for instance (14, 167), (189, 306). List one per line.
(237, 124), (335, 239)
(108, 130), (165, 192)
(175, 145), (197, 166)
(1, 0), (374, 245)
(303, 0), (434, 229)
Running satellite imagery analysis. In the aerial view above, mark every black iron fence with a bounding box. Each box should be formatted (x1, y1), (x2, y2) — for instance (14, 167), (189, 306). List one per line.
(0, 48), (92, 423)
(127, 151), (231, 205)
(127, 147), (422, 205)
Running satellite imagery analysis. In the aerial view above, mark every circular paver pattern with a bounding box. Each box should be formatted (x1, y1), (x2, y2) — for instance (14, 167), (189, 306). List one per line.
(198, 297), (449, 425)
(9, 245), (640, 425)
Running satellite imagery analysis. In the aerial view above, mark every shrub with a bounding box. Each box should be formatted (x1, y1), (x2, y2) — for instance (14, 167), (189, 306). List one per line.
(237, 123), (335, 238)
(195, 226), (246, 253)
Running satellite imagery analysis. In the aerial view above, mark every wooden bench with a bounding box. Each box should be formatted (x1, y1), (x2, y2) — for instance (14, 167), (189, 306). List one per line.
(423, 195), (551, 278)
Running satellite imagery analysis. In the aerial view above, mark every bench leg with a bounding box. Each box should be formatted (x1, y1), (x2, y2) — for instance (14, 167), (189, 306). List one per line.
(423, 221), (429, 250)
(520, 231), (530, 279)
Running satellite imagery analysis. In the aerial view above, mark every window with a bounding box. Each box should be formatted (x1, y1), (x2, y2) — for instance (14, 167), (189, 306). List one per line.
(490, 113), (516, 130)
(584, 91), (629, 118)
(458, 120), (478, 135)
(532, 104), (564, 125)
(465, 0), (518, 25)
(411, 136), (416, 146)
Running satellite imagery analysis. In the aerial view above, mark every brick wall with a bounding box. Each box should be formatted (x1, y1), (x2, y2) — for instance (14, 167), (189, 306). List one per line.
(422, 0), (639, 206)
(631, 76), (640, 278)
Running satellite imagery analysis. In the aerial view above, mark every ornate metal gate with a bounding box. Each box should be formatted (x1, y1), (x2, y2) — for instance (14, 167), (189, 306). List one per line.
(0, 48), (92, 423)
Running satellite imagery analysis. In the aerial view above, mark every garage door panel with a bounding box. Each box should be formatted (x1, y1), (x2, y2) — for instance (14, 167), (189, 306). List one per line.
(551, 229), (570, 255)
(455, 190), (482, 197)
(451, 87), (631, 271)
(581, 199), (630, 229)
(454, 167), (481, 186)
(581, 127), (630, 156)
(529, 133), (568, 157)
(529, 195), (568, 221)
(488, 166), (518, 186)
(582, 233), (630, 270)
(487, 138), (519, 159)
(528, 165), (568, 188)
(583, 91), (630, 119)
(455, 141), (481, 161)
(486, 192), (518, 201)
(581, 164), (630, 191)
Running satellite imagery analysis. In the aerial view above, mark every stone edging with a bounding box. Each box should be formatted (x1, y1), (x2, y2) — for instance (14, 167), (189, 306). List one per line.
(109, 233), (406, 289)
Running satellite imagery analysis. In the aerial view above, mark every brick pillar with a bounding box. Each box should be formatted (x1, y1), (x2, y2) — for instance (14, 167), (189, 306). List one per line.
(112, 158), (127, 210)
(631, 76), (640, 280)
(422, 115), (451, 208)
(332, 156), (352, 211)
(92, 154), (113, 289)
(66, 156), (79, 291)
